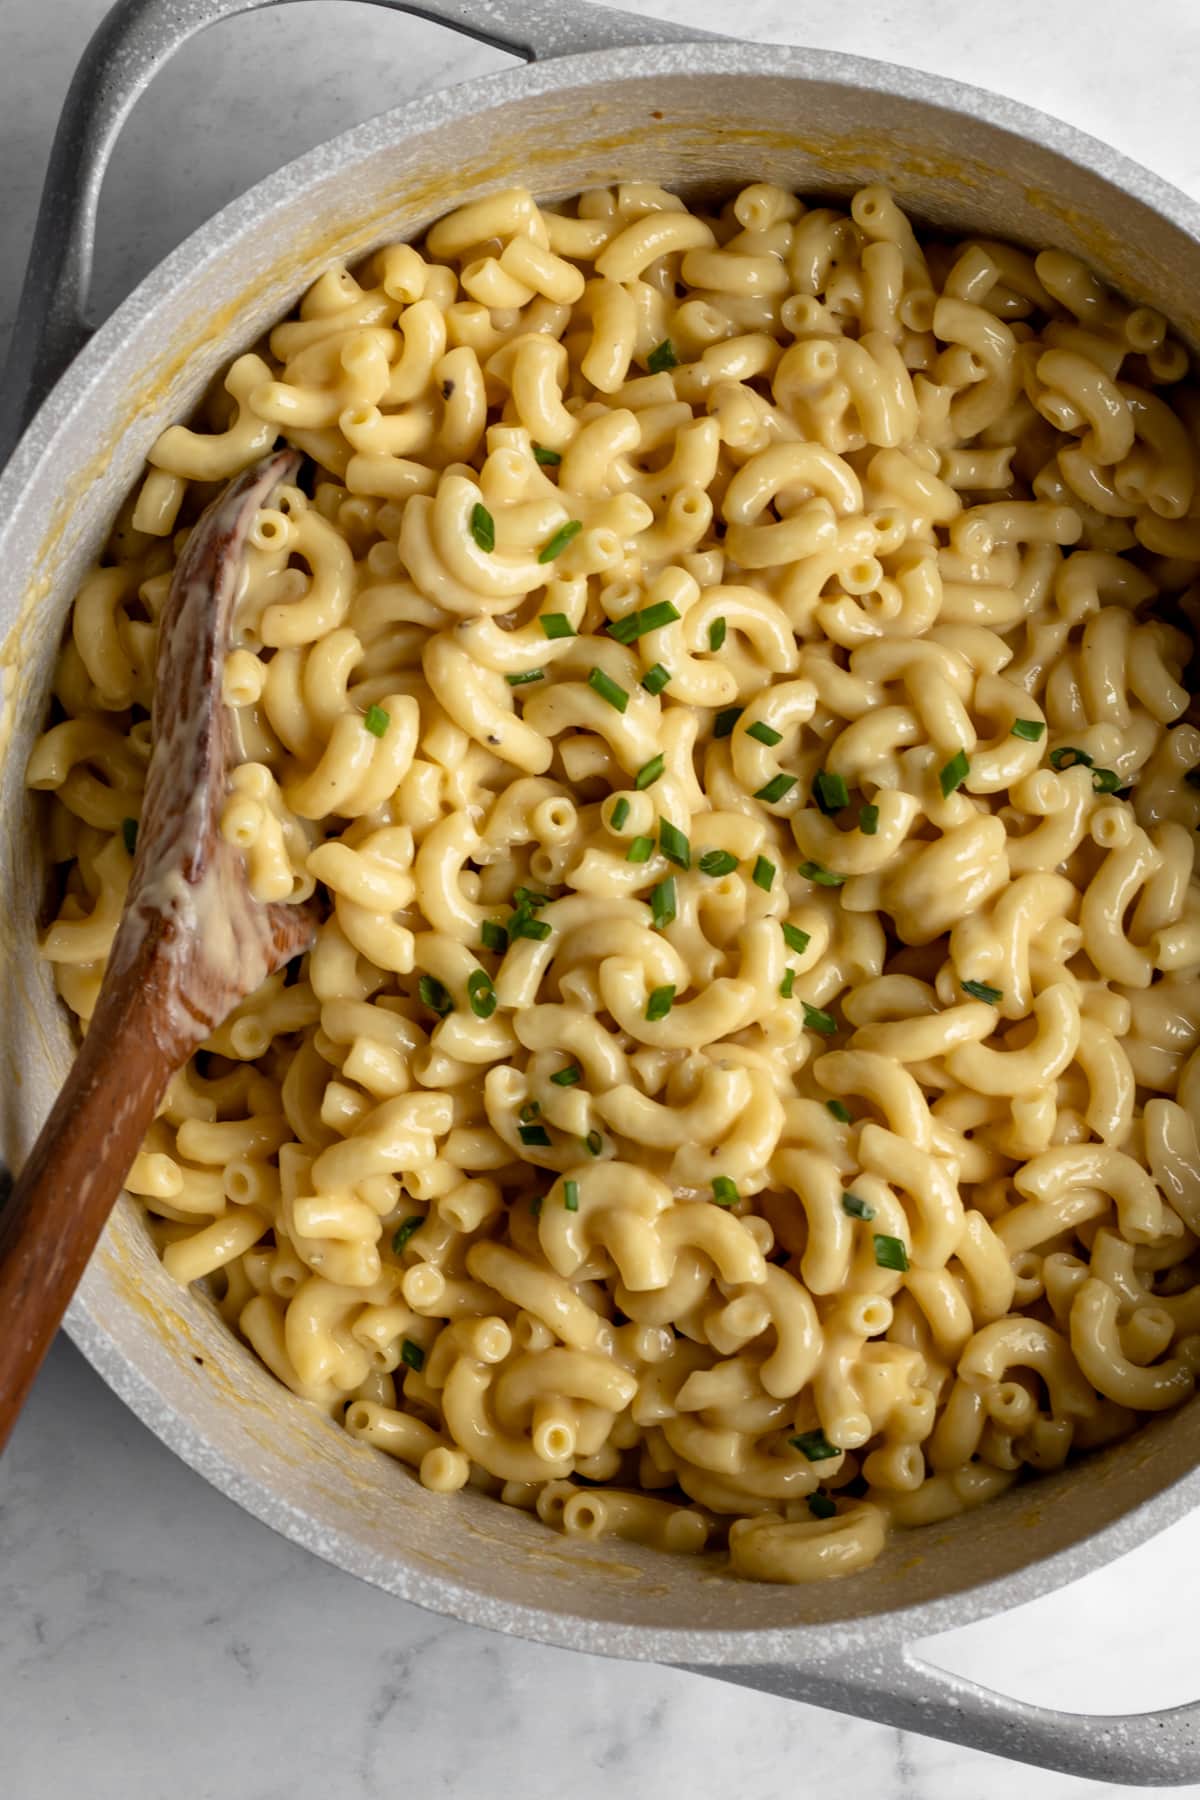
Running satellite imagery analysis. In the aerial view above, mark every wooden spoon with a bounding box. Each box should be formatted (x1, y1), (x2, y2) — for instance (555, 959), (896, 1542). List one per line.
(0, 447), (316, 1448)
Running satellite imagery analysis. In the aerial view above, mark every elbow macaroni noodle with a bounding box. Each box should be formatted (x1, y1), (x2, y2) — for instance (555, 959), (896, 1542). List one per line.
(28, 179), (1200, 1586)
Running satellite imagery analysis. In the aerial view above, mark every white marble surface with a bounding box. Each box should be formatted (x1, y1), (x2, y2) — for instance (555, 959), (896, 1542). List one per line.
(4, 1), (1200, 1794)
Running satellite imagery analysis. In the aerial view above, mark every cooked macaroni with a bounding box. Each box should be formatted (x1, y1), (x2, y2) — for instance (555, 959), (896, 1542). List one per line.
(28, 179), (1200, 1585)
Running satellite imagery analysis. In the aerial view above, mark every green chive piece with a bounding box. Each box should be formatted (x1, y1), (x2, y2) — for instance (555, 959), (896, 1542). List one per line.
(859, 803), (880, 836)
(540, 613), (575, 639)
(803, 1002), (837, 1036)
(1011, 718), (1046, 742)
(531, 1194), (544, 1217)
(842, 1191), (875, 1220)
(470, 502), (495, 552)
(779, 970), (796, 998)
(939, 749), (970, 797)
(533, 444), (562, 466)
(647, 337), (678, 373)
(513, 888), (549, 910)
(587, 667), (628, 712)
(650, 876), (677, 930)
(563, 1179), (580, 1212)
(1092, 767), (1121, 793)
(711, 1175), (739, 1207)
(646, 983), (676, 1022)
(626, 835), (654, 863)
(538, 519), (583, 564)
(400, 1338), (425, 1372)
(1050, 745), (1093, 771)
(363, 703), (390, 738)
(754, 773), (796, 805)
(391, 1215), (424, 1254)
(121, 817), (138, 854)
(713, 706), (743, 739)
(798, 860), (846, 887)
(641, 662), (671, 695)
(873, 1233), (909, 1272)
(826, 1099), (853, 1124)
(519, 1123), (552, 1147)
(609, 601), (681, 644)
(814, 769), (849, 814)
(752, 855), (775, 892)
(506, 667), (545, 686)
(708, 617), (727, 652)
(551, 1065), (582, 1087)
(467, 969), (496, 1019)
(790, 1429), (840, 1462)
(481, 919), (508, 955)
(782, 922), (811, 955)
(510, 913), (552, 942)
(519, 1101), (541, 1123)
(659, 820), (690, 869)
(583, 1129), (603, 1156)
(610, 796), (631, 831)
(808, 1492), (838, 1519)
(418, 974), (453, 1017)
(698, 849), (738, 877)
(962, 979), (1003, 1003)
(635, 753), (665, 790)
(746, 720), (782, 746)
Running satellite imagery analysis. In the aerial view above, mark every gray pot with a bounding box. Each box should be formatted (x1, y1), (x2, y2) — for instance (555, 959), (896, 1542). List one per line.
(2, 1), (1199, 1781)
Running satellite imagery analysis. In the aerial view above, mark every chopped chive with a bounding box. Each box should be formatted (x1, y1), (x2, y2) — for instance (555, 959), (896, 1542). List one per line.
(826, 1099), (853, 1124)
(626, 835), (654, 863)
(635, 753), (665, 789)
(713, 706), (743, 739)
(814, 769), (849, 814)
(962, 979), (1002, 1003)
(646, 983), (676, 1021)
(859, 803), (879, 836)
(510, 914), (552, 942)
(1011, 718), (1046, 742)
(798, 860), (846, 887)
(470, 502), (495, 552)
(779, 970), (796, 998)
(752, 855), (775, 892)
(519, 1102), (541, 1123)
(519, 1123), (552, 1147)
(842, 1190), (875, 1220)
(711, 1175), (739, 1207)
(641, 662), (671, 695)
(506, 667), (545, 686)
(363, 703), (390, 738)
(873, 1233), (909, 1272)
(647, 337), (678, 373)
(391, 1214), (424, 1254)
(1092, 767), (1121, 793)
(121, 817), (138, 854)
(708, 617), (727, 652)
(790, 1429), (840, 1462)
(530, 1194), (543, 1217)
(538, 519), (583, 563)
(587, 667), (629, 712)
(400, 1338), (425, 1372)
(939, 749), (970, 797)
(418, 974), (453, 1017)
(563, 1179), (580, 1212)
(513, 888), (549, 910)
(551, 1064), (582, 1087)
(467, 969), (497, 1019)
(802, 1002), (837, 1036)
(808, 1492), (838, 1520)
(583, 1129), (604, 1156)
(609, 601), (681, 643)
(540, 612), (575, 639)
(533, 443), (562, 466)
(781, 922), (811, 955)
(1049, 745), (1093, 771)
(481, 919), (508, 955)
(610, 796), (632, 831)
(650, 876), (677, 930)
(698, 849), (738, 877)
(746, 720), (782, 746)
(659, 820), (690, 869)
(754, 773), (796, 805)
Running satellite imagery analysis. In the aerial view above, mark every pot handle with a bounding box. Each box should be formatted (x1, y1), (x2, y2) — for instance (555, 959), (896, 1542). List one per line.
(687, 1649), (1200, 1786)
(1, 0), (712, 445)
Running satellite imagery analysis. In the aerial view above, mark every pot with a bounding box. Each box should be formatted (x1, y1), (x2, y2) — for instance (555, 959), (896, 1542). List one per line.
(2, 0), (1199, 1781)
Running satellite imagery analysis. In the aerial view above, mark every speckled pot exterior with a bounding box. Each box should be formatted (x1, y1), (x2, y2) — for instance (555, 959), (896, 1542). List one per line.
(3, 1), (1200, 1781)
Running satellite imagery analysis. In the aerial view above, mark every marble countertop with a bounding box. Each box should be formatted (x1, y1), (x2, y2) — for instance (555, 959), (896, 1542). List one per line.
(4, 1), (1200, 1795)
